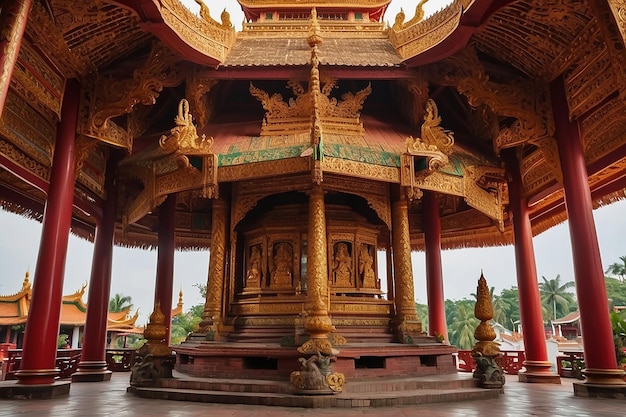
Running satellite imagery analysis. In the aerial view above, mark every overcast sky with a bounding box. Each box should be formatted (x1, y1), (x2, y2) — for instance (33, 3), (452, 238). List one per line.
(3, 1), (625, 324)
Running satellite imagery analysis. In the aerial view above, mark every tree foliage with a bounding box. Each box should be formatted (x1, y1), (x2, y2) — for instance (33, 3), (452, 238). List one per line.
(538, 275), (575, 322)
(109, 293), (133, 313)
(447, 300), (479, 349)
(605, 256), (626, 283)
(605, 277), (626, 306)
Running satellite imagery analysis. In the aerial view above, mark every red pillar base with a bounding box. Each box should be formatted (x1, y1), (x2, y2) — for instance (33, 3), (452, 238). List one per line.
(574, 369), (626, 398)
(518, 361), (561, 384)
(13, 368), (59, 385)
(581, 368), (626, 385)
(72, 361), (112, 382)
(0, 380), (71, 399)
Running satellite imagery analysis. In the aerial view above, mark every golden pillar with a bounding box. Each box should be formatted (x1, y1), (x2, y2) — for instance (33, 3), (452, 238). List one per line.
(200, 198), (228, 337)
(302, 184), (333, 343)
(391, 192), (421, 341)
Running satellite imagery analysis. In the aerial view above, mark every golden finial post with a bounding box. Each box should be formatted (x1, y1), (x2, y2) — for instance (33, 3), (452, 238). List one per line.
(471, 272), (505, 389)
(130, 302), (174, 387)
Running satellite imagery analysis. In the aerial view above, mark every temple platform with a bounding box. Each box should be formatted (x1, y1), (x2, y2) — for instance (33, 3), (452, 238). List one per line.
(128, 340), (494, 408)
(130, 370), (499, 408)
(173, 340), (457, 380)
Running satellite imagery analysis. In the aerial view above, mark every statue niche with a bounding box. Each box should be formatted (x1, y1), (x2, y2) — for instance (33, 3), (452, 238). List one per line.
(332, 242), (353, 287)
(270, 242), (293, 288)
(245, 244), (263, 288)
(358, 243), (377, 289)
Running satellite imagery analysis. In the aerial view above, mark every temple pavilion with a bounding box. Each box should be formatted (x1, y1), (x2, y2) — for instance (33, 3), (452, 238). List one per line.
(0, 0), (625, 402)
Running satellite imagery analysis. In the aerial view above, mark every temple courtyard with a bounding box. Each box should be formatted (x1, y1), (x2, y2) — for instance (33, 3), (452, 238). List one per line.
(0, 373), (623, 417)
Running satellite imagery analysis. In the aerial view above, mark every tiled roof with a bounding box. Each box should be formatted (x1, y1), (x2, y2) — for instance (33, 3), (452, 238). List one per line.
(552, 311), (580, 325)
(222, 37), (402, 67)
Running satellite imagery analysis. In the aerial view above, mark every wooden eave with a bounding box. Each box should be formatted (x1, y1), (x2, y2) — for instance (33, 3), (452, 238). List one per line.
(113, 0), (233, 67)
(399, 0), (517, 67)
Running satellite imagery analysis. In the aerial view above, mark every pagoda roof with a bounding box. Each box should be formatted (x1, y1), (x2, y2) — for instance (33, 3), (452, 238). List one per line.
(1, 0), (626, 251)
(222, 37), (402, 68)
(0, 275), (183, 329)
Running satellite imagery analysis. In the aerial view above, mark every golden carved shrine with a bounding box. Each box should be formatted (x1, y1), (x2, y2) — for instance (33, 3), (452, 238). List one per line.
(0, 0), (626, 403)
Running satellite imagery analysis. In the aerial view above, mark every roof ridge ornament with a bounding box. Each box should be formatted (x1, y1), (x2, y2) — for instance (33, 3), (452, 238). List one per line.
(159, 99), (214, 155)
(306, 7), (323, 48)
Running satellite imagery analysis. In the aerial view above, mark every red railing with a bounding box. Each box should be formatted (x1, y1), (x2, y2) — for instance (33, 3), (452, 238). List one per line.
(556, 351), (585, 379)
(457, 350), (526, 375)
(1, 348), (136, 380)
(2, 349), (81, 380)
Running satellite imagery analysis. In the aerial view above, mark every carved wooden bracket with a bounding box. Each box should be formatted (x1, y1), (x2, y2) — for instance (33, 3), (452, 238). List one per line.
(430, 47), (554, 155)
(79, 42), (184, 150)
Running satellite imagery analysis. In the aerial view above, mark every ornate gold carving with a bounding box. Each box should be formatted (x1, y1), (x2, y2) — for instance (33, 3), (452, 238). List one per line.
(406, 99), (454, 159)
(160, 99), (214, 155)
(402, 99), (455, 200)
(185, 68), (218, 128)
(11, 40), (65, 119)
(398, 73), (430, 130)
(392, 1), (428, 30)
(534, 137), (562, 185)
(607, 0), (626, 47)
(592, 0), (626, 104)
(409, 170), (464, 197)
(75, 136), (106, 197)
(391, 195), (421, 339)
(219, 156), (310, 182)
(1, 1), (32, 104)
(159, 0), (235, 62)
(0, 91), (54, 167)
(142, 302), (171, 357)
(322, 157), (399, 183)
(303, 184), (333, 339)
(249, 79), (371, 137)
(24, 2), (88, 78)
(0, 137), (49, 181)
(462, 165), (506, 227)
(80, 42), (183, 149)
(389, 0), (463, 60)
(322, 175), (392, 229)
(200, 199), (229, 334)
(431, 47), (554, 153)
(471, 273), (500, 357)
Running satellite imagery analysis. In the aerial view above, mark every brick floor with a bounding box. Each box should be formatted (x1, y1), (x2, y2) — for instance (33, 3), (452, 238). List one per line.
(0, 373), (624, 416)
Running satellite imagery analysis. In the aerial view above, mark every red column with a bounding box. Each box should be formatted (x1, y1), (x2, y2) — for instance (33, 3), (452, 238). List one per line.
(505, 149), (560, 383)
(73, 156), (120, 382)
(551, 78), (624, 384)
(0, 0), (31, 115)
(15, 79), (80, 385)
(154, 194), (176, 345)
(422, 191), (448, 342)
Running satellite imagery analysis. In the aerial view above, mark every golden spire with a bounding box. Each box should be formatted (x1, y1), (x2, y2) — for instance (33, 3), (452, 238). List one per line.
(21, 271), (31, 291)
(308, 8), (324, 172)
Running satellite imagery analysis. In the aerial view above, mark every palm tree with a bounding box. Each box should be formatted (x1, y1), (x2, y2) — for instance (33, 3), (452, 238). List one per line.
(448, 303), (479, 349)
(538, 275), (575, 322)
(109, 293), (133, 312)
(606, 256), (626, 283)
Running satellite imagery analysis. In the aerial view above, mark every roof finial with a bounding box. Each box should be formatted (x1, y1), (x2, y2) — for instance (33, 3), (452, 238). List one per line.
(306, 8), (322, 47)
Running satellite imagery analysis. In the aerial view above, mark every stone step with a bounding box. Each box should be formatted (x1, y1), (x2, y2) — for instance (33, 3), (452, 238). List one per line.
(157, 373), (476, 394)
(129, 384), (500, 408)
